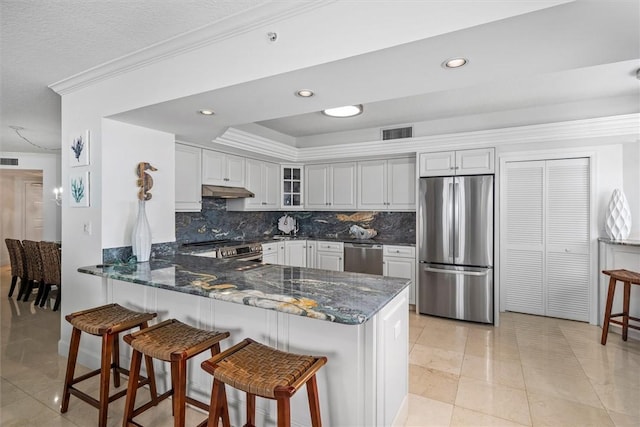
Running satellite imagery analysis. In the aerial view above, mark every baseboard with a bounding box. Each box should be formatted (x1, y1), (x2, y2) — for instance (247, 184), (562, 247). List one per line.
(392, 394), (409, 427)
(605, 323), (640, 342)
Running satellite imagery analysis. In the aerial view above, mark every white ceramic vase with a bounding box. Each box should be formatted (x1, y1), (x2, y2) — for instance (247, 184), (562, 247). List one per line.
(604, 188), (632, 240)
(131, 200), (152, 262)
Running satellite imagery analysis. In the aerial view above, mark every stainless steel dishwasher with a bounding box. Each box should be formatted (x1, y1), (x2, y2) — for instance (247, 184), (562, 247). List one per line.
(343, 242), (383, 275)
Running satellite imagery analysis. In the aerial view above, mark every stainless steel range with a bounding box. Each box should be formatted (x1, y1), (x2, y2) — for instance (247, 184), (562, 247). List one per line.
(182, 240), (263, 261)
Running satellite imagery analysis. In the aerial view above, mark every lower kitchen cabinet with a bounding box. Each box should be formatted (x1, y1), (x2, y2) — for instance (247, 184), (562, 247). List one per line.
(383, 245), (416, 305)
(306, 241), (317, 268)
(284, 240), (307, 267)
(316, 241), (344, 272)
(262, 242), (284, 264)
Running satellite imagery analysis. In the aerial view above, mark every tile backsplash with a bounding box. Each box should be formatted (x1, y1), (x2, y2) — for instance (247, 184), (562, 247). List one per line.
(176, 198), (415, 244)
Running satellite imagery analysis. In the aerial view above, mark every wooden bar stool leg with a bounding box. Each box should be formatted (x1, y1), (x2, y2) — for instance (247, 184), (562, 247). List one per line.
(144, 354), (158, 403)
(306, 375), (322, 427)
(61, 327), (81, 413)
(276, 397), (291, 427)
(172, 359), (187, 427)
(623, 280), (631, 341)
(113, 334), (121, 388)
(99, 333), (114, 427)
(245, 393), (256, 427)
(123, 349), (142, 427)
(601, 276), (617, 345)
(220, 383), (230, 427)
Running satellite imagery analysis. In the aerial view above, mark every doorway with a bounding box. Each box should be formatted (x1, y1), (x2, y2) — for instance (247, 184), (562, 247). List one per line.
(0, 170), (43, 265)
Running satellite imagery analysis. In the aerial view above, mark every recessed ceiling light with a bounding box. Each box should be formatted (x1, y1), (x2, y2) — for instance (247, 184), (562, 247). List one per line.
(198, 109), (215, 115)
(295, 89), (314, 97)
(442, 57), (468, 69)
(322, 104), (363, 118)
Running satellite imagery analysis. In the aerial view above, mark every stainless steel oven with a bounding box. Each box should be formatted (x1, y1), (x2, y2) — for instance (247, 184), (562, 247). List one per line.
(184, 240), (263, 262)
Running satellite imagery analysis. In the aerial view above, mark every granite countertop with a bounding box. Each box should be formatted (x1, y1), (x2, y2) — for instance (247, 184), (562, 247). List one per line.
(78, 254), (410, 325)
(599, 237), (640, 247)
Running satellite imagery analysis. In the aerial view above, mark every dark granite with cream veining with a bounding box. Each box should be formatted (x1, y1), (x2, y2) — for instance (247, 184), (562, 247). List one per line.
(599, 237), (640, 247)
(79, 254), (410, 325)
(103, 241), (178, 264)
(175, 197), (415, 245)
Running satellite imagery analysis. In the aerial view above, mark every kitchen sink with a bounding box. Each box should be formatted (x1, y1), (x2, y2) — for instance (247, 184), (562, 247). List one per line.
(272, 235), (293, 240)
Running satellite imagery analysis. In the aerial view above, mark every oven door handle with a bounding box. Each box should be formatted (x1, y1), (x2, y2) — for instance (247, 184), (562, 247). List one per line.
(235, 253), (263, 262)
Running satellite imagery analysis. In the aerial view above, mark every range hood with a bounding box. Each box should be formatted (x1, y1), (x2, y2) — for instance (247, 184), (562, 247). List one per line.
(202, 185), (254, 199)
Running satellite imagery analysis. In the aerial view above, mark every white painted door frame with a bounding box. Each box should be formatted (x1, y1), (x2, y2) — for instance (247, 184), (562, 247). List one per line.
(498, 148), (599, 325)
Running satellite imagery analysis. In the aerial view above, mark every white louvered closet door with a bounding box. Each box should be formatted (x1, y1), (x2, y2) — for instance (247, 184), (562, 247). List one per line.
(502, 158), (590, 321)
(503, 161), (545, 316)
(545, 158), (590, 321)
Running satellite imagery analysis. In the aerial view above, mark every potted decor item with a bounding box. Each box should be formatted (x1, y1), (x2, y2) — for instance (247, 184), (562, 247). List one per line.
(131, 162), (157, 262)
(605, 188), (632, 240)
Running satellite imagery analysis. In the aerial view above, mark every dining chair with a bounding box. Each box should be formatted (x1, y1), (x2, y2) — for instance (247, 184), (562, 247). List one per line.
(38, 241), (61, 311)
(5, 238), (27, 298)
(19, 240), (44, 303)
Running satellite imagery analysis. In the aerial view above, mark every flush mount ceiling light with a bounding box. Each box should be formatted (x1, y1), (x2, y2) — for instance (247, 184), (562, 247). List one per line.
(295, 89), (314, 97)
(442, 57), (468, 69)
(198, 109), (215, 116)
(322, 104), (363, 118)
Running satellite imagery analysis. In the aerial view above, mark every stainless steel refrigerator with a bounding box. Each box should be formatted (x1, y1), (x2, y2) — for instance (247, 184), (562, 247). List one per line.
(418, 175), (494, 323)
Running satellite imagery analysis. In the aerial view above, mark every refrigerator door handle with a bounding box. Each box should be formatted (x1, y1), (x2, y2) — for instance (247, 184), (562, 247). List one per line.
(423, 266), (490, 277)
(454, 181), (460, 259)
(448, 182), (455, 259)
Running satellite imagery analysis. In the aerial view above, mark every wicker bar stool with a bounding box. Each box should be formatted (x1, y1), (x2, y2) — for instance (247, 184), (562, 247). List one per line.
(122, 319), (230, 427)
(601, 269), (640, 345)
(201, 338), (327, 427)
(61, 304), (158, 427)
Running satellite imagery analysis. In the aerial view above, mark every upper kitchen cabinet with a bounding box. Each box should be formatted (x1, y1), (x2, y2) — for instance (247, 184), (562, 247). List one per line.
(358, 157), (415, 211)
(305, 162), (357, 210)
(281, 165), (304, 209)
(227, 158), (279, 211)
(175, 143), (202, 212)
(419, 148), (494, 176)
(202, 150), (245, 186)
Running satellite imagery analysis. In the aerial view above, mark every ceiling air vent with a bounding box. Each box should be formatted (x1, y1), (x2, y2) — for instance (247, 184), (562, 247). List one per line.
(0, 158), (19, 166)
(382, 126), (413, 140)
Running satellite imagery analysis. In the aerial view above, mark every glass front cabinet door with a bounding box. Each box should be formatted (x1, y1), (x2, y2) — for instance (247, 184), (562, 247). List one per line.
(281, 165), (304, 209)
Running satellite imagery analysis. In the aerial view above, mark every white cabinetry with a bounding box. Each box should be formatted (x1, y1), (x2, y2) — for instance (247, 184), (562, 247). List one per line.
(282, 165), (304, 209)
(284, 240), (307, 267)
(419, 148), (494, 176)
(262, 242), (284, 264)
(358, 158), (415, 210)
(262, 240), (308, 267)
(202, 150), (245, 186)
(306, 241), (317, 268)
(306, 163), (357, 210)
(227, 158), (279, 211)
(315, 241), (344, 271)
(383, 245), (416, 305)
(175, 143), (202, 212)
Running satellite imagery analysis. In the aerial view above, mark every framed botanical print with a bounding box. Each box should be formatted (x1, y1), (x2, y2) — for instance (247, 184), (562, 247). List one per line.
(69, 171), (90, 207)
(70, 130), (89, 167)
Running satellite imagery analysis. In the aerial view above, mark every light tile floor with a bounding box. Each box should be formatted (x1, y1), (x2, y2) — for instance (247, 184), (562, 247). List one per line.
(1, 265), (639, 426)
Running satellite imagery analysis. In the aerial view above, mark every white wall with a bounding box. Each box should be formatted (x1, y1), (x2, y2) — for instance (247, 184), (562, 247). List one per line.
(622, 140), (640, 239)
(102, 119), (175, 248)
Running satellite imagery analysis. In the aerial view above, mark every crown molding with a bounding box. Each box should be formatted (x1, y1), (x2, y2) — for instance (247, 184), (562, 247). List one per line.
(49, 1), (336, 96)
(215, 114), (639, 162)
(214, 128), (299, 162)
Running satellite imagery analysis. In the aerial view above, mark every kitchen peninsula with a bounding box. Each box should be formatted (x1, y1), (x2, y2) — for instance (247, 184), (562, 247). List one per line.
(79, 254), (410, 427)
